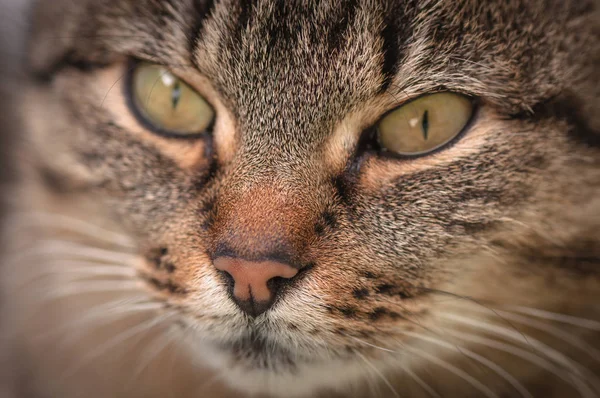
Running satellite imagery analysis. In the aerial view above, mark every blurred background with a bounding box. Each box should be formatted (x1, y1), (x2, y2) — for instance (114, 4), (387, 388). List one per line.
(0, 0), (29, 190)
(0, 0), (28, 395)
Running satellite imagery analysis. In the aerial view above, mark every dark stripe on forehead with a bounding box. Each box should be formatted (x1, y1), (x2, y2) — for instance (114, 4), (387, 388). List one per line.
(379, 1), (410, 92)
(380, 0), (419, 91)
(326, 1), (359, 53)
(380, 15), (400, 91)
(236, 0), (254, 39)
(189, 0), (217, 60)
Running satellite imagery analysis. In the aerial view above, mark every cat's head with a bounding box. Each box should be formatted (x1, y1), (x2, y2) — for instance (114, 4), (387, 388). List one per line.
(7, 0), (599, 396)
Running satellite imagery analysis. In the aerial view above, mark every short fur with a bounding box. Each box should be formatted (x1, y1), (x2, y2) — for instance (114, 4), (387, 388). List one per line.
(0, 0), (599, 397)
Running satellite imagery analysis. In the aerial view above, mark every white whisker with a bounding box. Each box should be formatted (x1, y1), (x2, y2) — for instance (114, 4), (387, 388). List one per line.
(466, 307), (600, 362)
(349, 336), (397, 353)
(9, 266), (136, 294)
(5, 240), (139, 266)
(400, 365), (442, 398)
(34, 299), (163, 342)
(349, 331), (498, 398)
(58, 310), (177, 384)
(7, 212), (136, 248)
(36, 280), (142, 301)
(441, 312), (600, 393)
(129, 328), (178, 385)
(352, 349), (382, 398)
(196, 371), (226, 395)
(47, 265), (134, 276)
(445, 329), (597, 398)
(505, 306), (600, 331)
(13, 260), (135, 282)
(401, 344), (499, 398)
(399, 330), (533, 398)
(354, 350), (401, 398)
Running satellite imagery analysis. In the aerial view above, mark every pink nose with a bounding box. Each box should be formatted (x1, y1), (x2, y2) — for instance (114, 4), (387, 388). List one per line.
(213, 257), (298, 316)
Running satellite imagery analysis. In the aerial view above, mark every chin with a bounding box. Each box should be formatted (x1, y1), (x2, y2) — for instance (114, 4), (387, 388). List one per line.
(181, 322), (372, 397)
(205, 346), (384, 398)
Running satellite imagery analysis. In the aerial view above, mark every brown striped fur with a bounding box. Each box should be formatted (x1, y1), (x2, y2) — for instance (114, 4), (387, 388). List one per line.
(0, 0), (599, 397)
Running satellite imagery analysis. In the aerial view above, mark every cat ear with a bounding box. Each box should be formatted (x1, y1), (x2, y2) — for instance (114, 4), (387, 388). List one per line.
(27, 0), (91, 79)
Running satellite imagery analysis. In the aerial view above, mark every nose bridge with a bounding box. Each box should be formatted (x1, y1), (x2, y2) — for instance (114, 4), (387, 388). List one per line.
(211, 178), (315, 263)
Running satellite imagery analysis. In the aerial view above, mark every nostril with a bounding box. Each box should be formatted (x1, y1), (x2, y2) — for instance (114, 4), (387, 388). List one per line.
(217, 269), (235, 292)
(266, 276), (289, 298)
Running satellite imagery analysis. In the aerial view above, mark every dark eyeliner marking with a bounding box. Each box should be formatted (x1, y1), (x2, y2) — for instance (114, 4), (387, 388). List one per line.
(172, 82), (182, 109)
(422, 110), (429, 140)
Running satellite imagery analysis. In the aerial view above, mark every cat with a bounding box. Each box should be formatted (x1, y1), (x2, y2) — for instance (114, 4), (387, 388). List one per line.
(0, 0), (599, 397)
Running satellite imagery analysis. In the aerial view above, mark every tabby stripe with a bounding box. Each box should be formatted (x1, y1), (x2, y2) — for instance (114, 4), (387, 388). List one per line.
(327, 1), (359, 53)
(189, 0), (217, 59)
(379, 9), (401, 92)
(31, 50), (110, 83)
(510, 94), (600, 148)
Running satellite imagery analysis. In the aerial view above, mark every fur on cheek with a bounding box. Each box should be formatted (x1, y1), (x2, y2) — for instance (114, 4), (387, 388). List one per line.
(1, 0), (598, 397)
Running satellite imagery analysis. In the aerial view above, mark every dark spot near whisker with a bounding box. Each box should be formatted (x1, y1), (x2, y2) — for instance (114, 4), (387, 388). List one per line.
(368, 307), (403, 321)
(375, 283), (395, 295)
(142, 273), (187, 295)
(164, 262), (176, 273)
(352, 288), (370, 299)
(337, 306), (358, 318)
(288, 323), (299, 331)
(335, 327), (348, 336)
(145, 247), (176, 272)
(388, 311), (402, 320)
(166, 280), (187, 294)
(369, 307), (388, 321)
(361, 271), (378, 279)
(148, 277), (163, 290)
(376, 282), (415, 299)
(148, 255), (162, 269)
(357, 330), (372, 338)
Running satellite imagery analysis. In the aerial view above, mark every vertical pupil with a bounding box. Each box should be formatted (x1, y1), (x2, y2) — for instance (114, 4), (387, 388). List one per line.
(171, 82), (182, 109)
(422, 110), (429, 140)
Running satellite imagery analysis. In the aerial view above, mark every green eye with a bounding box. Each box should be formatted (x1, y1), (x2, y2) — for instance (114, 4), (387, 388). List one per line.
(376, 93), (473, 156)
(130, 63), (215, 136)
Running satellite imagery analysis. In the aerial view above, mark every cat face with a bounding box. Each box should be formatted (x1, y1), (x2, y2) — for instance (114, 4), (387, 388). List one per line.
(3, 0), (599, 397)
